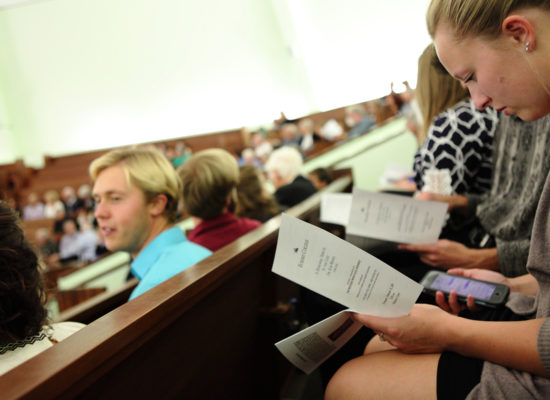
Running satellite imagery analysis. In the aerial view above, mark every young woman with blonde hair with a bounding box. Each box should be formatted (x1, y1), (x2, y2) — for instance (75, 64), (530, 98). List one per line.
(326, 2), (550, 399)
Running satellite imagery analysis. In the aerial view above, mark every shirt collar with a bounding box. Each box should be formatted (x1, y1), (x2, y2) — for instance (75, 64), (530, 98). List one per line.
(131, 226), (185, 279)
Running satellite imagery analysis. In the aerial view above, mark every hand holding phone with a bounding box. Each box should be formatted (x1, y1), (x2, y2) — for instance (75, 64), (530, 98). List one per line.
(420, 270), (509, 308)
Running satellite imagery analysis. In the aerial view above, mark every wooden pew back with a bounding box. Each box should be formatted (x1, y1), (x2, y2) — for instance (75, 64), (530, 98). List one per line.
(0, 175), (352, 400)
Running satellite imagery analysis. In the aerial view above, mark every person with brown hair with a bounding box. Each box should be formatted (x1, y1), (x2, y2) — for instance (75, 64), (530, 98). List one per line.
(178, 148), (261, 252)
(0, 201), (83, 375)
(235, 165), (279, 223)
(326, 1), (550, 399)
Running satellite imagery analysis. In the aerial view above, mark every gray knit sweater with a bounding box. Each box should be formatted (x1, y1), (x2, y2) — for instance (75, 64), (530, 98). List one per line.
(466, 168), (550, 399)
(465, 114), (550, 277)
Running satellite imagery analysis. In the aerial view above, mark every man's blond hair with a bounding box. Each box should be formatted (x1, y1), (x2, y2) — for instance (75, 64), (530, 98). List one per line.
(89, 146), (182, 223)
(177, 148), (238, 219)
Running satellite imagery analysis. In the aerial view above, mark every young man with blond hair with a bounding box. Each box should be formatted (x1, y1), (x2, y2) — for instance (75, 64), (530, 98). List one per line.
(90, 146), (211, 300)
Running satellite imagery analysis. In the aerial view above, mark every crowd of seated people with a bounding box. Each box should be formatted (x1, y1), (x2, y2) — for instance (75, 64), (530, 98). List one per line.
(0, 89), (414, 379)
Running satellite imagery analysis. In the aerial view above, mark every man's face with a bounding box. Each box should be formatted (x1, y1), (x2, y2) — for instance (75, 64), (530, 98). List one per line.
(92, 165), (153, 257)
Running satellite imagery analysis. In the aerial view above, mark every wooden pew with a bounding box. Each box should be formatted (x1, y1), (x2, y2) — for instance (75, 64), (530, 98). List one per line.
(0, 174), (352, 400)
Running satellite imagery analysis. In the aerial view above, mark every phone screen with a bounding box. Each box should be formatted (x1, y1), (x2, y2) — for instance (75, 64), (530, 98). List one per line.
(429, 274), (496, 300)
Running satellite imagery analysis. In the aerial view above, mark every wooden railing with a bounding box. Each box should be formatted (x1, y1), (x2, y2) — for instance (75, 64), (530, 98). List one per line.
(0, 174), (352, 400)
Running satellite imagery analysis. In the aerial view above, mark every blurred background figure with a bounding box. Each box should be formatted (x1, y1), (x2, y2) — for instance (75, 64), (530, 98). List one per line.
(297, 118), (320, 153)
(307, 167), (333, 191)
(34, 227), (60, 267)
(43, 190), (65, 219)
(344, 104), (376, 138)
(61, 186), (80, 218)
(22, 192), (45, 221)
(265, 146), (317, 210)
(279, 123), (300, 148)
(235, 165), (280, 222)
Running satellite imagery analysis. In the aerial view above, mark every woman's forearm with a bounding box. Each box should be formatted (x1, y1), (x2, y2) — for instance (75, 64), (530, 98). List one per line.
(445, 317), (548, 377)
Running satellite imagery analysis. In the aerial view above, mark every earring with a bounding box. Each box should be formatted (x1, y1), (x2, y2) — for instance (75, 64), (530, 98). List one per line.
(525, 41), (531, 52)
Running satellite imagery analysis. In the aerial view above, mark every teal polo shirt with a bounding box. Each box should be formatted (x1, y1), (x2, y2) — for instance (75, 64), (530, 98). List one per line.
(129, 226), (212, 300)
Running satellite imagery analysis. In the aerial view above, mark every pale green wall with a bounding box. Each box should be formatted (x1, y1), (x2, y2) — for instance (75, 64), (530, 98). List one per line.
(0, 0), (431, 166)
(0, 0), (306, 166)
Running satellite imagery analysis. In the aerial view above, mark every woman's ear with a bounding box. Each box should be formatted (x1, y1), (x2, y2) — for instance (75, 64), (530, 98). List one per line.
(502, 14), (535, 50)
(149, 193), (169, 217)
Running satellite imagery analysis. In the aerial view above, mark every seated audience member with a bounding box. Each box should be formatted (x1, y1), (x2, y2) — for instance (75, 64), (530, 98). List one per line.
(308, 167), (333, 191)
(279, 123), (300, 147)
(320, 118), (345, 141)
(61, 186), (81, 218)
(238, 148), (262, 168)
(22, 192), (45, 221)
(90, 147), (212, 300)
(345, 104), (376, 137)
(401, 113), (550, 279)
(178, 148), (261, 252)
(77, 184), (94, 212)
(326, 2), (550, 399)
(250, 131), (273, 165)
(297, 118), (320, 152)
(235, 165), (280, 222)
(413, 43), (498, 196)
(171, 141), (191, 168)
(58, 219), (99, 264)
(43, 190), (65, 219)
(34, 228), (60, 267)
(265, 146), (317, 209)
(0, 201), (84, 375)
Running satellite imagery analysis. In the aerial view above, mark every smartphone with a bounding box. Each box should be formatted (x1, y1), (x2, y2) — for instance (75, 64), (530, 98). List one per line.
(420, 270), (509, 308)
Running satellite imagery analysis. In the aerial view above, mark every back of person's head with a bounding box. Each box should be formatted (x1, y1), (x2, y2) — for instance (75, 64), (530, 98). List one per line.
(235, 165), (279, 219)
(427, 0), (550, 41)
(177, 148), (239, 220)
(415, 43), (469, 142)
(308, 167), (333, 190)
(0, 201), (46, 344)
(89, 146), (182, 223)
(265, 146), (304, 185)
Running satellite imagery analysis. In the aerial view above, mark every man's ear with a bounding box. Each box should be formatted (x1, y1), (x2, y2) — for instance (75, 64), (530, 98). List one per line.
(502, 14), (535, 49)
(149, 193), (168, 217)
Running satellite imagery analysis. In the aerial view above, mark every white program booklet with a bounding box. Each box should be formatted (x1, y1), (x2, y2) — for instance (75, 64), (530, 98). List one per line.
(320, 192), (352, 226)
(346, 187), (448, 244)
(273, 214), (423, 374)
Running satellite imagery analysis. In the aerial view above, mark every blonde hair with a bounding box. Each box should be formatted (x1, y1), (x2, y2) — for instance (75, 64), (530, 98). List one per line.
(264, 146), (304, 183)
(177, 148), (239, 219)
(427, 0), (550, 41)
(415, 43), (469, 142)
(89, 146), (182, 223)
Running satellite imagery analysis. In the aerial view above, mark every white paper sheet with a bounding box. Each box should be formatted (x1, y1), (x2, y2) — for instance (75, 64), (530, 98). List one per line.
(275, 310), (362, 374)
(346, 187), (448, 244)
(272, 215), (423, 374)
(320, 192), (352, 226)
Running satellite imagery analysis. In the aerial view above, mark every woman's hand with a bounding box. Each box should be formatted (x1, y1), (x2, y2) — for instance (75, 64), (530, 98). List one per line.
(398, 239), (476, 269)
(354, 304), (454, 354)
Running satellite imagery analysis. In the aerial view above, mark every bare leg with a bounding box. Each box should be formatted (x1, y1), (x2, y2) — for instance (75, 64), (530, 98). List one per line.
(364, 335), (397, 354)
(325, 350), (440, 400)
